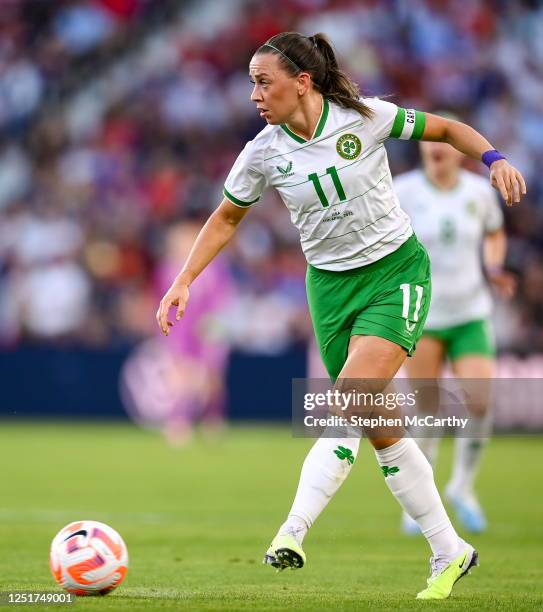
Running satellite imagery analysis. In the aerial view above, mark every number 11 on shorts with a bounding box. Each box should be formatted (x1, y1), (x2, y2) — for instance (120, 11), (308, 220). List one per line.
(400, 283), (424, 332)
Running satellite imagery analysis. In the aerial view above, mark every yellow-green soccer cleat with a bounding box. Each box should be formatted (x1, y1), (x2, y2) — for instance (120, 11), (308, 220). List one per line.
(263, 534), (306, 571)
(416, 542), (478, 600)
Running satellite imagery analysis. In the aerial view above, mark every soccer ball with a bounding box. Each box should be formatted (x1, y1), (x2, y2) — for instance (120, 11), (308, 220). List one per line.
(49, 520), (128, 595)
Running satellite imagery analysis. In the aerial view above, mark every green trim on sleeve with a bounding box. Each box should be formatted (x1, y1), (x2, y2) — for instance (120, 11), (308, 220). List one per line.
(411, 111), (426, 140)
(390, 107), (406, 139)
(223, 187), (259, 207)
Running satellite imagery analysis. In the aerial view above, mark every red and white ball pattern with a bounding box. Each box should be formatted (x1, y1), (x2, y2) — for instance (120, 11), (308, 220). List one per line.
(50, 520), (128, 595)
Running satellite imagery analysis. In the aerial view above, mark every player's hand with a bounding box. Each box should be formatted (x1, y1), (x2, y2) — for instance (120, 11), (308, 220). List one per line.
(487, 268), (517, 299)
(156, 281), (190, 336)
(489, 159), (526, 206)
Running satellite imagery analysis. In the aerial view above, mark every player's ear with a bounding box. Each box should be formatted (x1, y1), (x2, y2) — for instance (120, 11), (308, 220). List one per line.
(296, 72), (311, 96)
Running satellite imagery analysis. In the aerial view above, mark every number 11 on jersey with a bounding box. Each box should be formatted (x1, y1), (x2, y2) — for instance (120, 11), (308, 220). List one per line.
(400, 284), (424, 332)
(308, 166), (346, 208)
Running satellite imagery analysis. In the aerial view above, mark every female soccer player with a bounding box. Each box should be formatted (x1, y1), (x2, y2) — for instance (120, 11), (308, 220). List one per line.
(395, 130), (515, 534)
(156, 32), (526, 599)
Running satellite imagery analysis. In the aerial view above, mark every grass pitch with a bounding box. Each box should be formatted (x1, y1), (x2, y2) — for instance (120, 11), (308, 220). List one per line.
(0, 422), (542, 610)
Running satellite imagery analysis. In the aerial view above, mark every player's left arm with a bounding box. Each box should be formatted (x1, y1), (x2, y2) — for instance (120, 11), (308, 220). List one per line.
(483, 228), (516, 298)
(421, 113), (527, 206)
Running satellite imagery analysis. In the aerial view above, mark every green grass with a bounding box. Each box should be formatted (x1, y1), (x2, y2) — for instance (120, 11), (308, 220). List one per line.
(0, 422), (542, 610)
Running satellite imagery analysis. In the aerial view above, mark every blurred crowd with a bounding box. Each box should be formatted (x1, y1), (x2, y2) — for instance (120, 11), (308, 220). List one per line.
(1, 0), (542, 354)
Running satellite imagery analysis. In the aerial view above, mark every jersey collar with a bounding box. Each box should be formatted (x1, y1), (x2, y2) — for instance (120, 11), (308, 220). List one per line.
(280, 98), (330, 144)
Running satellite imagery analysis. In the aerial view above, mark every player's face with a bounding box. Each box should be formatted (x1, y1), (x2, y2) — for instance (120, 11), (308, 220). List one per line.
(419, 140), (463, 175)
(249, 53), (301, 124)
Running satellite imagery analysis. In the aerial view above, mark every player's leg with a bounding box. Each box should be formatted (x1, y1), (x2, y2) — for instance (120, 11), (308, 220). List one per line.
(336, 335), (477, 599)
(264, 329), (362, 570)
(265, 332), (405, 570)
(346, 239), (477, 598)
(265, 243), (414, 570)
(339, 335), (461, 556)
(403, 334), (446, 464)
(268, 332), (471, 586)
(266, 240), (420, 569)
(266, 427), (361, 570)
(264, 256), (366, 571)
(446, 323), (495, 532)
(401, 335), (445, 533)
(266, 237), (477, 597)
(450, 357), (493, 482)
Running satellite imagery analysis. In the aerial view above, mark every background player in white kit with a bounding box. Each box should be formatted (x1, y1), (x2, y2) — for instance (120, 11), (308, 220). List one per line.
(395, 126), (516, 534)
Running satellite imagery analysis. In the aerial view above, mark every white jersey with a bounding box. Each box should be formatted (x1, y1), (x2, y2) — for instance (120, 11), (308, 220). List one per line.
(394, 169), (503, 329)
(223, 98), (427, 271)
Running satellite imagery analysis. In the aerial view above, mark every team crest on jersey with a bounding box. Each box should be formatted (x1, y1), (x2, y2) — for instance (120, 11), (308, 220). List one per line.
(466, 201), (477, 217)
(336, 133), (362, 160)
(276, 160), (295, 178)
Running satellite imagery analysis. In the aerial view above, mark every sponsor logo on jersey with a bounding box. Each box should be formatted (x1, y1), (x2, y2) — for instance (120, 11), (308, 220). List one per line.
(440, 218), (456, 244)
(276, 160), (295, 178)
(405, 320), (416, 333)
(336, 133), (362, 160)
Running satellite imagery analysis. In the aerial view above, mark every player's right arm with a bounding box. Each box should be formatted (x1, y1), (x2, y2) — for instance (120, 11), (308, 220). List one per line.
(156, 197), (250, 335)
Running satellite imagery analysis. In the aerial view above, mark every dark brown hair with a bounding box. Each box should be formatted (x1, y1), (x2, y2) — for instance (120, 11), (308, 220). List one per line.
(256, 31), (373, 120)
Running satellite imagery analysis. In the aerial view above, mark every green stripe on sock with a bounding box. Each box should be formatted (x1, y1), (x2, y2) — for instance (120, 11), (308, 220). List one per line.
(390, 107), (406, 139)
(411, 111), (426, 140)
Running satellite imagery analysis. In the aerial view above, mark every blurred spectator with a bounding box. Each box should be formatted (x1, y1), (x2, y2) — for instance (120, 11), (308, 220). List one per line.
(3, 201), (90, 341)
(0, 0), (542, 356)
(0, 143), (31, 209)
(53, 2), (115, 55)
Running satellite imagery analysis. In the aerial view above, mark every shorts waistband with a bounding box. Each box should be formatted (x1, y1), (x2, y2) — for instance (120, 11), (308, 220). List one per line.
(308, 234), (420, 277)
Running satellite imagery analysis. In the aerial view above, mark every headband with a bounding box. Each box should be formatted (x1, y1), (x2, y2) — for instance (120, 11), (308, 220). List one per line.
(263, 43), (302, 72)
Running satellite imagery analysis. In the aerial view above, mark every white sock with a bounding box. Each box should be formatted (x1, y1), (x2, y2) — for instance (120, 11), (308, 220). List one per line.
(413, 435), (440, 467)
(375, 437), (459, 558)
(448, 413), (492, 496)
(409, 409), (445, 467)
(278, 429), (360, 545)
(404, 417), (441, 524)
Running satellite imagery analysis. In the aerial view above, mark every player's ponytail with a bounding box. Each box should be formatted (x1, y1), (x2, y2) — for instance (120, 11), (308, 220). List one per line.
(257, 31), (373, 120)
(310, 33), (373, 119)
